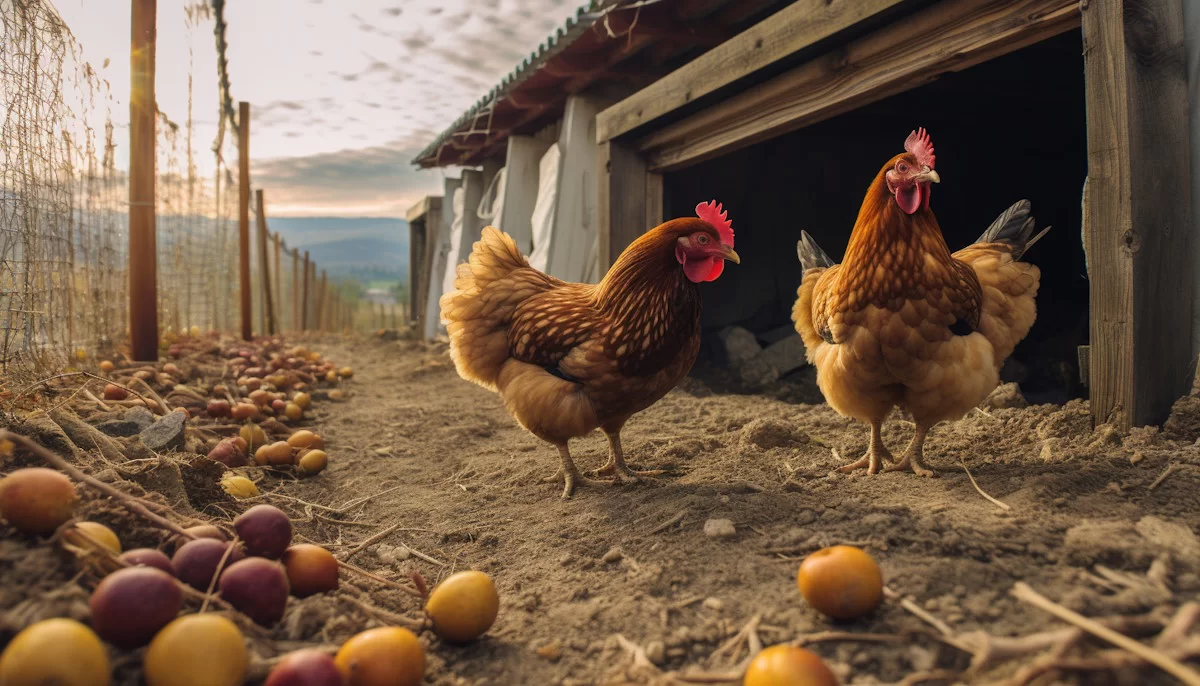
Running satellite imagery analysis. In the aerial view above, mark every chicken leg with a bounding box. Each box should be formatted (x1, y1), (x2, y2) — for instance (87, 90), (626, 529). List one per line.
(885, 423), (936, 478)
(592, 430), (668, 483)
(837, 419), (893, 474)
(544, 442), (608, 499)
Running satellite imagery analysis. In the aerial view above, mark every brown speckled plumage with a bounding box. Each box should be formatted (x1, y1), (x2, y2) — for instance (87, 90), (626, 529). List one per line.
(793, 150), (1045, 476)
(439, 217), (722, 496)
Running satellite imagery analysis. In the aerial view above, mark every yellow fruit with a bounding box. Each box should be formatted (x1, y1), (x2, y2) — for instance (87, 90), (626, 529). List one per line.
(743, 645), (838, 686)
(284, 403), (303, 421)
(99, 360), (115, 373)
(424, 570), (499, 643)
(221, 475), (260, 499)
(75, 348), (87, 361)
(65, 521), (122, 554)
(0, 439), (12, 457)
(325, 370), (338, 383)
(144, 614), (247, 686)
(335, 627), (424, 686)
(0, 618), (110, 686)
(255, 441), (292, 467)
(292, 392), (312, 409)
(189, 325), (201, 337)
(287, 430), (316, 448)
(338, 367), (353, 378)
(297, 449), (328, 476)
(0, 467), (76, 535)
(796, 545), (883, 620)
(240, 424), (268, 451)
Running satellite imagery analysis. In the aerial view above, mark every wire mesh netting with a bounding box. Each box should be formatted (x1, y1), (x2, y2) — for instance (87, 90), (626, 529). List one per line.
(0, 0), (248, 387)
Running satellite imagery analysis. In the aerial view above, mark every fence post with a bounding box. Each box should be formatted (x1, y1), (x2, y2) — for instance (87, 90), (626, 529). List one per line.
(316, 270), (327, 332)
(291, 247), (299, 331)
(255, 190), (276, 335)
(272, 232), (282, 330)
(238, 101), (252, 340)
(301, 251), (310, 330)
(129, 0), (158, 361)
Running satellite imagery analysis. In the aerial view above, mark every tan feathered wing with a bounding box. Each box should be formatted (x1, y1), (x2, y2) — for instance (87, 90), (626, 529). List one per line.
(439, 227), (565, 390)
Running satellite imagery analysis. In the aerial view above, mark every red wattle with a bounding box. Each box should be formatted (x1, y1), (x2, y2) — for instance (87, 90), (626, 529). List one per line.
(895, 184), (921, 214)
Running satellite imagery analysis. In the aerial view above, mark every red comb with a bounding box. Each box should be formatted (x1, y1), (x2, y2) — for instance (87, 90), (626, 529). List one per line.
(905, 127), (936, 169)
(695, 200), (734, 247)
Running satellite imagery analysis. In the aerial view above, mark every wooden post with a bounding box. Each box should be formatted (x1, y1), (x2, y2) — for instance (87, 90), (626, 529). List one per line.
(238, 101), (252, 340)
(291, 247), (299, 332)
(499, 136), (552, 254)
(129, 0), (158, 361)
(316, 270), (327, 331)
(272, 232), (282, 330)
(1082, 0), (1192, 428)
(548, 95), (608, 282)
(255, 190), (276, 335)
(598, 138), (662, 272)
(301, 251), (310, 330)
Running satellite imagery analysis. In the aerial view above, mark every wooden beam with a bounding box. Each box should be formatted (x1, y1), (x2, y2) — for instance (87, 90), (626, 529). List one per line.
(638, 0), (1080, 172)
(1083, 0), (1192, 428)
(548, 95), (608, 282)
(423, 178), (459, 340)
(497, 136), (553, 254)
(596, 0), (913, 144)
(238, 101), (252, 340)
(255, 190), (276, 335)
(300, 251), (310, 330)
(598, 139), (662, 271)
(128, 0), (158, 360)
(291, 247), (299, 332)
(272, 231), (282, 330)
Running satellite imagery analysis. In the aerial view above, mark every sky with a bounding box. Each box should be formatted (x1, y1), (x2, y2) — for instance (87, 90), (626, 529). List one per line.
(53, 0), (575, 217)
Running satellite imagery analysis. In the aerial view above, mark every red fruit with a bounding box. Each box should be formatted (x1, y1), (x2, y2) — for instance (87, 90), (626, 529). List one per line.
(172, 538), (245, 590)
(234, 505), (292, 558)
(207, 438), (247, 468)
(102, 384), (128, 401)
(264, 649), (343, 686)
(89, 567), (182, 648)
(207, 400), (232, 417)
(119, 548), (175, 575)
(218, 558), (289, 626)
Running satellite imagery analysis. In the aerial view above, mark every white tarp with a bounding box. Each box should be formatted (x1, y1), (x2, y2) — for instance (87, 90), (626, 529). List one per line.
(440, 185), (466, 304)
(528, 143), (560, 273)
(479, 167), (507, 229)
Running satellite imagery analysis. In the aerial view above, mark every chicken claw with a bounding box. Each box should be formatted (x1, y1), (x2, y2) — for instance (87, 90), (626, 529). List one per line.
(884, 424), (937, 478)
(550, 444), (608, 499)
(591, 431), (668, 483)
(837, 420), (893, 475)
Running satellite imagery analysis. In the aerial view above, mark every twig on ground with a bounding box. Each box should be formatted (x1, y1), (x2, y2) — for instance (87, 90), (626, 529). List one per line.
(343, 595), (424, 630)
(337, 559), (423, 598)
(959, 458), (1011, 511)
(649, 510), (687, 535)
(337, 484), (404, 511)
(0, 430), (195, 540)
(81, 388), (111, 412)
(794, 631), (906, 647)
(885, 587), (966, 649)
(132, 377), (172, 414)
(398, 540), (446, 567)
(200, 535), (240, 613)
(1149, 463), (1178, 491)
(340, 523), (402, 562)
(1011, 581), (1200, 686)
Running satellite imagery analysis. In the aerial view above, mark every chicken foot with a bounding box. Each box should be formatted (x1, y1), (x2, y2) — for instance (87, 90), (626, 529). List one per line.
(837, 419), (894, 474)
(885, 423), (936, 477)
(591, 430), (668, 483)
(546, 443), (608, 499)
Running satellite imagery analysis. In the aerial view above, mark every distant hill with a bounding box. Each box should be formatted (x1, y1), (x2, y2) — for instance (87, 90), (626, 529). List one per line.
(267, 217), (408, 280)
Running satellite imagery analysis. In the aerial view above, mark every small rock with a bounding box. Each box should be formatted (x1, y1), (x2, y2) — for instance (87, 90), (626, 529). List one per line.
(93, 419), (143, 437)
(716, 326), (761, 367)
(645, 640), (666, 665)
(123, 406), (157, 431)
(702, 597), (724, 611)
(534, 641), (562, 662)
(601, 547), (623, 564)
(138, 410), (187, 452)
(983, 382), (1028, 410)
(558, 553), (573, 567)
(740, 334), (807, 386)
(1089, 423), (1122, 448)
(374, 447), (393, 456)
(703, 519), (736, 539)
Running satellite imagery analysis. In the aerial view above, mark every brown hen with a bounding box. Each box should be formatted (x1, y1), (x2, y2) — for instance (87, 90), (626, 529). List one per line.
(440, 202), (739, 498)
(793, 129), (1048, 476)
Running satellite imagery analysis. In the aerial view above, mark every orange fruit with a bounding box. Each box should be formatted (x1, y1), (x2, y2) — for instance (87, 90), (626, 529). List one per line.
(796, 545), (883, 620)
(743, 644), (838, 685)
(335, 627), (424, 686)
(424, 570), (499, 642)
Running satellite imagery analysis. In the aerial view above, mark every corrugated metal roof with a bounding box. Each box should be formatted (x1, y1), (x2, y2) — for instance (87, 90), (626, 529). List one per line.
(411, 0), (610, 167)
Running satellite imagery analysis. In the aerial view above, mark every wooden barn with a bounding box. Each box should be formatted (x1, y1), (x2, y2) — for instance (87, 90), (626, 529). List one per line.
(413, 0), (1193, 431)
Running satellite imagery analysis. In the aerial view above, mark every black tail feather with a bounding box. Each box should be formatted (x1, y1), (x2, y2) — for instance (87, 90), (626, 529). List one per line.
(973, 199), (1051, 260)
(797, 231), (835, 272)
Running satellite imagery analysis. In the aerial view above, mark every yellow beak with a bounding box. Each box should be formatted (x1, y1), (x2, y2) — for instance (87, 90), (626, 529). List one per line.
(721, 245), (741, 264)
(915, 168), (941, 184)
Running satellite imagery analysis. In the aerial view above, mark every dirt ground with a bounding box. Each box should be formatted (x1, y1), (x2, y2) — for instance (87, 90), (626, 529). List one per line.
(4, 334), (1200, 685)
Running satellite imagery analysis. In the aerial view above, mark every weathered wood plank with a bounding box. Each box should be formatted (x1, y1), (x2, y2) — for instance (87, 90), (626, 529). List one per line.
(598, 139), (653, 271)
(595, 0), (912, 143)
(1083, 0), (1192, 428)
(498, 136), (553, 254)
(639, 0), (1080, 172)
(549, 95), (607, 282)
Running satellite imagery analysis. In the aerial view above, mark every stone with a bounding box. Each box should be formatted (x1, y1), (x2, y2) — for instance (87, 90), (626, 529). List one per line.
(703, 519), (736, 539)
(93, 419), (143, 437)
(716, 326), (761, 368)
(645, 640), (666, 665)
(983, 382), (1029, 410)
(601, 547), (623, 564)
(138, 410), (187, 452)
(123, 406), (157, 431)
(702, 597), (724, 611)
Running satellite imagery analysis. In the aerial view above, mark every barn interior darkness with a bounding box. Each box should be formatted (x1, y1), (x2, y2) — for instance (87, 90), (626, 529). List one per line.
(667, 31), (1088, 405)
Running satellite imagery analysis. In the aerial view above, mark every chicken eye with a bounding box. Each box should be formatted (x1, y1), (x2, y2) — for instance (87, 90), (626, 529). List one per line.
(696, 234), (710, 245)
(897, 162), (909, 173)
